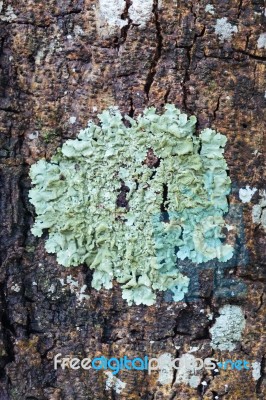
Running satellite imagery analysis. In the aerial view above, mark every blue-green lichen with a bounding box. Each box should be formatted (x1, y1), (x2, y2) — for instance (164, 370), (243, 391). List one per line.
(210, 305), (245, 351)
(29, 105), (233, 305)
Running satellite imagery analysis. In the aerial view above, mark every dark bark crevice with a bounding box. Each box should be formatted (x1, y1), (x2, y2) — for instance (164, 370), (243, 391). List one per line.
(144, 0), (163, 100)
(213, 94), (221, 121)
(237, 0), (243, 19)
(182, 25), (206, 112)
(120, 0), (133, 45)
(0, 283), (15, 378)
(234, 49), (266, 61)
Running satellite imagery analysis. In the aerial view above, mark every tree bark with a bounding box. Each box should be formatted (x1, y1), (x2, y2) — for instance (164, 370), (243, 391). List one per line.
(0, 0), (265, 399)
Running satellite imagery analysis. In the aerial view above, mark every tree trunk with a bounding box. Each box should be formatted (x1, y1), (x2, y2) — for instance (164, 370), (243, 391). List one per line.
(0, 0), (265, 399)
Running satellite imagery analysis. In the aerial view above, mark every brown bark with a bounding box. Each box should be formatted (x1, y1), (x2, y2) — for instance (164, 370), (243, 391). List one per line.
(0, 0), (265, 399)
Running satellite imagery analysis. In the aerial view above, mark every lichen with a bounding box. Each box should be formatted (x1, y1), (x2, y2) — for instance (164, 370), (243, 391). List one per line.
(128, 0), (153, 28)
(156, 353), (173, 385)
(29, 104), (233, 305)
(205, 4), (215, 15)
(105, 371), (126, 394)
(251, 361), (261, 381)
(210, 305), (245, 351)
(0, 4), (17, 22)
(174, 353), (201, 388)
(252, 189), (266, 231)
(214, 17), (238, 41)
(69, 116), (77, 125)
(96, 0), (128, 36)
(257, 32), (266, 49)
(239, 185), (257, 203)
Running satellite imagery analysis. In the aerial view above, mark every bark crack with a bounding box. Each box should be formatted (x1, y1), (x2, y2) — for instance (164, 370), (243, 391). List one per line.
(10, 21), (50, 28)
(245, 32), (251, 51)
(237, 0), (243, 19)
(234, 49), (266, 61)
(213, 95), (221, 121)
(182, 25), (206, 111)
(144, 0), (163, 101)
(54, 9), (82, 17)
(182, 45), (192, 111)
(164, 87), (170, 104)
(120, 0), (132, 45)
(129, 95), (134, 117)
(0, 283), (15, 377)
(0, 107), (20, 114)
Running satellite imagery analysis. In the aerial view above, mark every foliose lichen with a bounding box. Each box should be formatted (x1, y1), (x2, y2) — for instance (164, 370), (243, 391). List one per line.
(29, 104), (233, 305)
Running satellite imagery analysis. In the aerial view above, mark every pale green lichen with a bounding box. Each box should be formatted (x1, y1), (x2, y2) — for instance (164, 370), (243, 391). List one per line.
(29, 104), (233, 305)
(210, 305), (246, 351)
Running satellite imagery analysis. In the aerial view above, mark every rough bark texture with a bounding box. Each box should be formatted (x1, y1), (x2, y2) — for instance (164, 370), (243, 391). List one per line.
(0, 0), (265, 399)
